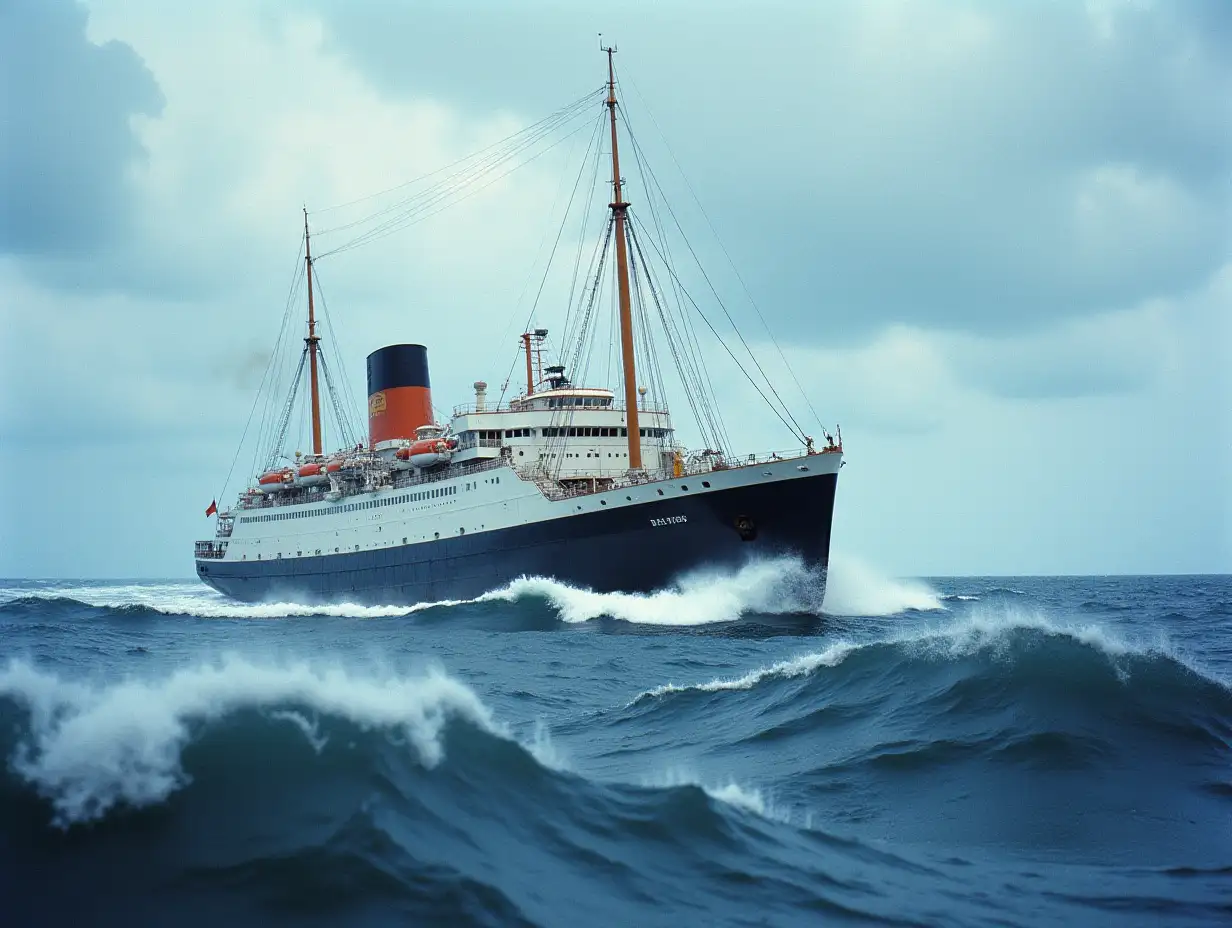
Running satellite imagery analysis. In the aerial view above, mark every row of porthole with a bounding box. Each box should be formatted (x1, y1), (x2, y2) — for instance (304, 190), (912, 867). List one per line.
(241, 525), (491, 559)
(578, 480), (713, 511)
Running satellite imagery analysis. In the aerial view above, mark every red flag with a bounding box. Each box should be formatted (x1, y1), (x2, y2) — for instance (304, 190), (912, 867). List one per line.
(205, 500), (218, 517)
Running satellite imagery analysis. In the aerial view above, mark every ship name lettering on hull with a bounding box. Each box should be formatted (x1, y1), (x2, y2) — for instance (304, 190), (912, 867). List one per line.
(649, 515), (688, 527)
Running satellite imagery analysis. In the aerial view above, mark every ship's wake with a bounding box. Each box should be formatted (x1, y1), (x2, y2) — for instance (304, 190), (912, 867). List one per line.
(0, 555), (944, 627)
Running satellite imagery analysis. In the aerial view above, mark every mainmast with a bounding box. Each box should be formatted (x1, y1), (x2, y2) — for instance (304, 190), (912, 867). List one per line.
(604, 46), (642, 470)
(304, 208), (323, 456)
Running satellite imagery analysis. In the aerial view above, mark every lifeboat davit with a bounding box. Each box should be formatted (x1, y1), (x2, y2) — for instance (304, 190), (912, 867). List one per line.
(294, 462), (330, 487)
(395, 438), (453, 469)
(256, 469), (294, 493)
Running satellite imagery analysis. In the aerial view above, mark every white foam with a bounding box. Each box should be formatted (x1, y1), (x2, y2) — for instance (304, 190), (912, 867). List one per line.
(630, 600), (1227, 703)
(820, 554), (944, 616)
(0, 582), (462, 619)
(0, 656), (496, 825)
(642, 768), (800, 826)
(631, 642), (858, 703)
(479, 556), (823, 625)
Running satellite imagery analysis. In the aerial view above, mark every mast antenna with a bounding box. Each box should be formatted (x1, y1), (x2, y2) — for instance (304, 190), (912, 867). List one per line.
(304, 207), (324, 456)
(602, 43), (642, 470)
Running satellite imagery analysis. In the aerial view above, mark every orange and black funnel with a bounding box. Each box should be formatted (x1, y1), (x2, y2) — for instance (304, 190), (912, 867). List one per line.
(367, 344), (432, 448)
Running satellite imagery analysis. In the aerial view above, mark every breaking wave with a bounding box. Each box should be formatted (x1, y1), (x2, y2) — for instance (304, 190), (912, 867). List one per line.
(479, 557), (824, 625)
(0, 656), (916, 927)
(0, 656), (495, 824)
(628, 603), (1229, 711)
(0, 555), (944, 627)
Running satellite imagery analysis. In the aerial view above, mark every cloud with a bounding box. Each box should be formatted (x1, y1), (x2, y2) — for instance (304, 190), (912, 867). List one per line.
(309, 0), (1229, 340)
(942, 299), (1179, 401)
(0, 0), (162, 256)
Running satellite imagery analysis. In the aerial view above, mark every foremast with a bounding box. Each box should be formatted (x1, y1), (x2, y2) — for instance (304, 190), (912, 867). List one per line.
(604, 45), (642, 470)
(304, 208), (323, 456)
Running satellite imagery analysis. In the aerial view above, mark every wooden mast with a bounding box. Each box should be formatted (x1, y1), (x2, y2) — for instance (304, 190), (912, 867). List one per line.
(304, 208), (323, 456)
(522, 332), (535, 396)
(604, 45), (642, 469)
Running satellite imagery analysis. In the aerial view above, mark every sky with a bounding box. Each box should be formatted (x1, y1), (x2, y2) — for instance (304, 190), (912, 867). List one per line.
(1, 0), (1228, 579)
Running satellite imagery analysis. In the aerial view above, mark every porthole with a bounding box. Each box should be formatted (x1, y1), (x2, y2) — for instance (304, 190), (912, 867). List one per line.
(600, 500), (607, 505)
(657, 489), (664, 496)
(626, 495), (632, 501)
(681, 485), (688, 491)
(702, 481), (711, 488)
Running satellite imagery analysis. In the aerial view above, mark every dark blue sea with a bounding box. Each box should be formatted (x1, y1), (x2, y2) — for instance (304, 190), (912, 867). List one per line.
(1, 560), (1229, 927)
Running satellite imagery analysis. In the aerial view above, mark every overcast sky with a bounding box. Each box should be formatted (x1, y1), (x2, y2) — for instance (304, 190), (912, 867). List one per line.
(1, 0), (1228, 579)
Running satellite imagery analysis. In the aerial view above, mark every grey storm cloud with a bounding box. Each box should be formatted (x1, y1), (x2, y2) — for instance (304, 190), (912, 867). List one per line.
(0, 0), (163, 256)
(309, 0), (1230, 343)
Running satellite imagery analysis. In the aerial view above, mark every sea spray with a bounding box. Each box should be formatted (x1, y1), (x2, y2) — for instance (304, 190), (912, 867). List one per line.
(480, 556), (824, 624)
(820, 553), (944, 615)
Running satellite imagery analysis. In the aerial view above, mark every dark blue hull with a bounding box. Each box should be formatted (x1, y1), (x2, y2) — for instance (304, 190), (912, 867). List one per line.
(196, 472), (837, 604)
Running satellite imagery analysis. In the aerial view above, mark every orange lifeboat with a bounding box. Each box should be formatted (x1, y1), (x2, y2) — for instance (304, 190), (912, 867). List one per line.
(396, 438), (452, 469)
(325, 460), (342, 474)
(257, 469), (293, 493)
(295, 462), (330, 487)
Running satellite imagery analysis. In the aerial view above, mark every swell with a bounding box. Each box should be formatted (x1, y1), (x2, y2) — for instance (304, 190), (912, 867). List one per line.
(0, 657), (928, 928)
(625, 609), (1232, 776)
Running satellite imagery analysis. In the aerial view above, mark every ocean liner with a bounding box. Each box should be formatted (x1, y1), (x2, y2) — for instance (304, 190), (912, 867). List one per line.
(194, 49), (843, 605)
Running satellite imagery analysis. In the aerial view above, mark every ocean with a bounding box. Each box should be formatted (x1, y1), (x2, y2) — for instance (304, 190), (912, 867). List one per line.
(1, 559), (1228, 927)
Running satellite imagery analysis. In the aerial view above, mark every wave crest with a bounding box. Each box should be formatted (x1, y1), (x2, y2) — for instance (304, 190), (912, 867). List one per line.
(479, 557), (824, 625)
(632, 604), (1228, 705)
(0, 657), (495, 825)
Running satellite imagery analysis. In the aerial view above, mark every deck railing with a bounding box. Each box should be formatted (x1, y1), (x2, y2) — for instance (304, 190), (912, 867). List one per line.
(233, 455), (508, 512)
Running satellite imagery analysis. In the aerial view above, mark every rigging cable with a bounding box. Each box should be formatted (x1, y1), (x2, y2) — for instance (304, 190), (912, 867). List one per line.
(216, 230), (305, 509)
(314, 95), (605, 260)
(310, 88), (605, 217)
(492, 106), (606, 407)
(621, 66), (826, 435)
(630, 212), (805, 444)
(623, 109), (732, 455)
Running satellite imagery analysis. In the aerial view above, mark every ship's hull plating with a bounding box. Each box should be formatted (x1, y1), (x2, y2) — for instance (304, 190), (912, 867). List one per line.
(196, 471), (837, 605)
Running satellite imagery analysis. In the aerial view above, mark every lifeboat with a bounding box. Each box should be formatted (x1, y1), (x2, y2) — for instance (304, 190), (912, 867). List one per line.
(324, 460), (342, 474)
(396, 438), (453, 469)
(294, 462), (330, 487)
(256, 469), (294, 494)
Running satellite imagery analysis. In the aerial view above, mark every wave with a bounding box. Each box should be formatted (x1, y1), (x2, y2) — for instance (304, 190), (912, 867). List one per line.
(0, 589), (465, 621)
(631, 643), (859, 703)
(0, 656), (934, 927)
(2, 556), (948, 627)
(478, 556), (826, 625)
(629, 603), (1231, 719)
(0, 656), (498, 824)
